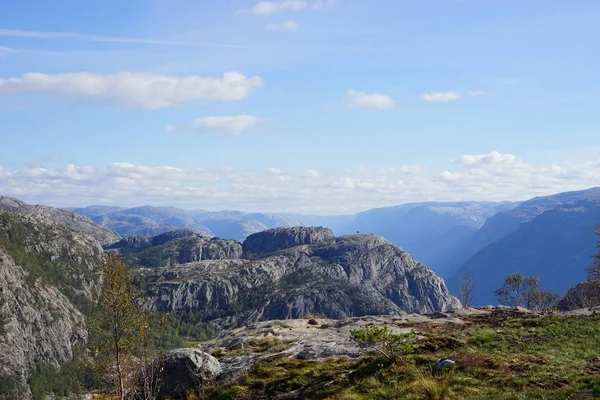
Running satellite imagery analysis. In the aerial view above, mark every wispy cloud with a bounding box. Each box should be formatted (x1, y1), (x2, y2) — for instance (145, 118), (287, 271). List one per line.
(265, 21), (300, 31)
(420, 91), (462, 102)
(0, 72), (264, 109)
(0, 28), (253, 49)
(345, 90), (395, 109)
(467, 90), (487, 96)
(243, 0), (334, 16)
(166, 115), (262, 136)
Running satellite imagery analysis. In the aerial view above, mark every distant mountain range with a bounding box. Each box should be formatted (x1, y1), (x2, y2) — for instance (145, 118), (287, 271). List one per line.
(10, 186), (600, 306)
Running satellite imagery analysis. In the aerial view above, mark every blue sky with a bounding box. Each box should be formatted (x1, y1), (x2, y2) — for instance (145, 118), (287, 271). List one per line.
(1, 0), (599, 213)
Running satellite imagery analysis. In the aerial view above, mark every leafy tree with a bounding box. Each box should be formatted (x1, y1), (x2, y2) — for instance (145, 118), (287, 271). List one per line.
(494, 273), (558, 311)
(459, 268), (475, 307)
(586, 224), (600, 281)
(350, 325), (416, 361)
(91, 253), (147, 400)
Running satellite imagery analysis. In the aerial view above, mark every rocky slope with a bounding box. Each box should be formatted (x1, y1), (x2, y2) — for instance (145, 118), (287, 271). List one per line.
(138, 227), (460, 329)
(0, 196), (120, 246)
(0, 212), (106, 394)
(107, 229), (242, 267)
(557, 279), (600, 310)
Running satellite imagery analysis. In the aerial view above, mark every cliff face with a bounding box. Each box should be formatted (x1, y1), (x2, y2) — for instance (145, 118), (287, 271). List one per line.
(107, 229), (242, 267)
(557, 280), (600, 311)
(140, 228), (460, 328)
(0, 212), (106, 393)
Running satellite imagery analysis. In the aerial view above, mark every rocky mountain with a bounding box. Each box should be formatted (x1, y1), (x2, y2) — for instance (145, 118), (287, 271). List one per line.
(0, 212), (106, 395)
(0, 196), (120, 246)
(451, 198), (600, 305)
(138, 227), (461, 329)
(107, 229), (242, 267)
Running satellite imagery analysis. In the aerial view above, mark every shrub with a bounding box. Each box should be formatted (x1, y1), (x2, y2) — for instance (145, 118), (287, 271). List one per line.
(350, 325), (417, 361)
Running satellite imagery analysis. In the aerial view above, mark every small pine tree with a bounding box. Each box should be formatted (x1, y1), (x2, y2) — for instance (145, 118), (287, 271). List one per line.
(91, 253), (147, 400)
(494, 273), (558, 311)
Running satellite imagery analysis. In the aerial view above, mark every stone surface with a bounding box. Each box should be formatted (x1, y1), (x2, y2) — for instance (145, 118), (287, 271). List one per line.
(159, 348), (221, 399)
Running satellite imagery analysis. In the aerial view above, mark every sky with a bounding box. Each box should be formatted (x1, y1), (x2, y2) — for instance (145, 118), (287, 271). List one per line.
(1, 0), (599, 214)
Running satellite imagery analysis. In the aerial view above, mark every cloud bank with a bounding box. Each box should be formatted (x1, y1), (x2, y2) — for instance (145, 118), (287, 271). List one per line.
(2, 152), (599, 214)
(345, 90), (395, 109)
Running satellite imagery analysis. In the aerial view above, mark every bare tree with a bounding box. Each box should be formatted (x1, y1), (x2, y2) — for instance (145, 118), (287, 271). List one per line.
(586, 224), (600, 281)
(459, 268), (475, 307)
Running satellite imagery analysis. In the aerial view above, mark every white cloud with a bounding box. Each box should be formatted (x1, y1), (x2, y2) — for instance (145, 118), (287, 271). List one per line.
(467, 90), (487, 97)
(244, 0), (333, 15)
(0, 72), (263, 109)
(249, 0), (307, 15)
(0, 28), (249, 49)
(456, 151), (521, 168)
(167, 115), (261, 136)
(2, 152), (600, 213)
(345, 90), (395, 109)
(420, 91), (462, 102)
(265, 21), (300, 31)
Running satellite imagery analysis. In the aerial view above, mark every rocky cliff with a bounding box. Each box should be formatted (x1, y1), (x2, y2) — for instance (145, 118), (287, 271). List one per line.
(108, 229), (242, 267)
(557, 280), (600, 310)
(139, 227), (460, 329)
(0, 212), (106, 394)
(0, 196), (120, 246)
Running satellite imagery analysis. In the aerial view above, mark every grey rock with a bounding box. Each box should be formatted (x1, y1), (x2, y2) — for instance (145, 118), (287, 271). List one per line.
(557, 280), (600, 311)
(242, 226), (335, 255)
(433, 359), (456, 373)
(159, 348), (220, 399)
(141, 229), (461, 329)
(0, 196), (120, 246)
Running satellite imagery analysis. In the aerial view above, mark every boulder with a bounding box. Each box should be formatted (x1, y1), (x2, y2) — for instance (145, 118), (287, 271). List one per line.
(159, 348), (220, 398)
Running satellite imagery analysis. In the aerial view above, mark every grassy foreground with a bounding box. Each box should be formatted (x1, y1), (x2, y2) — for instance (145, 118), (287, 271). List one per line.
(203, 312), (600, 400)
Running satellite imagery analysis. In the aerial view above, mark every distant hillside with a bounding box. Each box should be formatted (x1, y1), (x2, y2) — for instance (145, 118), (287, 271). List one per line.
(451, 198), (600, 305)
(0, 196), (120, 245)
(338, 201), (517, 277)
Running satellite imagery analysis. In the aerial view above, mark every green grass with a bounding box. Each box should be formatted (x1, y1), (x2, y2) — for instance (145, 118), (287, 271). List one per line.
(202, 313), (600, 400)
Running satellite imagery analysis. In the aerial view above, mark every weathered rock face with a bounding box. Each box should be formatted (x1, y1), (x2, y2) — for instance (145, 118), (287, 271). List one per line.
(140, 229), (460, 329)
(0, 212), (106, 301)
(0, 196), (121, 246)
(159, 348), (220, 399)
(557, 280), (600, 311)
(0, 212), (106, 392)
(108, 230), (242, 267)
(0, 248), (88, 391)
(242, 226), (335, 255)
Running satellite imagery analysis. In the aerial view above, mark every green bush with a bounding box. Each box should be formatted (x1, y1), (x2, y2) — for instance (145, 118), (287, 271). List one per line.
(350, 325), (417, 361)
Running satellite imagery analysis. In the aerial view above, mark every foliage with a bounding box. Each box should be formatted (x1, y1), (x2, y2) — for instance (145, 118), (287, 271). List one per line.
(586, 224), (600, 281)
(458, 269), (475, 307)
(0, 374), (27, 400)
(494, 274), (559, 311)
(350, 325), (416, 361)
(91, 253), (148, 400)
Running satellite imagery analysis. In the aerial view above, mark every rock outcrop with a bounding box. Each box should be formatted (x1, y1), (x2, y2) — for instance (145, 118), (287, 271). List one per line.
(159, 349), (221, 399)
(140, 228), (460, 329)
(557, 280), (600, 311)
(242, 226), (335, 255)
(0, 196), (120, 246)
(108, 230), (242, 267)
